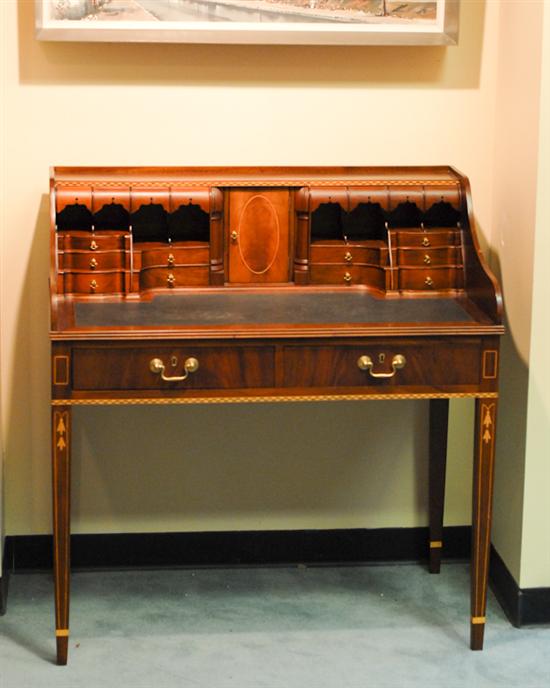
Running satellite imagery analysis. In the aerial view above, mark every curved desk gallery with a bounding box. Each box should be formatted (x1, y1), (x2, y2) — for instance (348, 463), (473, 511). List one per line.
(49, 166), (503, 664)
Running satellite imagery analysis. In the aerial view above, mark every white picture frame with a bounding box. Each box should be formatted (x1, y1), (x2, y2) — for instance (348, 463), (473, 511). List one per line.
(35, 0), (459, 46)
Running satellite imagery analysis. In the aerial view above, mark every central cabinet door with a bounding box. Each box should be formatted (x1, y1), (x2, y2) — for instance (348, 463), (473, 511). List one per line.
(228, 189), (290, 284)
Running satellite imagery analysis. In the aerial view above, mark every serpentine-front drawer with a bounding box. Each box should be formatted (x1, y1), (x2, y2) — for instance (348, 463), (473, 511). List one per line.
(59, 232), (128, 251)
(63, 271), (125, 295)
(283, 340), (482, 388)
(72, 346), (275, 390)
(61, 251), (127, 271)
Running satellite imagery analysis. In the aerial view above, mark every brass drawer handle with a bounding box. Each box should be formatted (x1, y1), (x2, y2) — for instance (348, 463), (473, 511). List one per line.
(90, 280), (98, 291)
(150, 357), (199, 382)
(422, 237), (430, 247)
(344, 272), (352, 284)
(423, 254), (431, 265)
(344, 252), (353, 263)
(167, 273), (176, 287)
(90, 240), (98, 251)
(425, 276), (434, 287)
(231, 231), (238, 242)
(167, 254), (175, 266)
(89, 258), (98, 269)
(357, 354), (406, 379)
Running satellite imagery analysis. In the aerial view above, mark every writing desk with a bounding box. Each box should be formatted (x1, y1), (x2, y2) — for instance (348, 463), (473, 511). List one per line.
(49, 166), (503, 664)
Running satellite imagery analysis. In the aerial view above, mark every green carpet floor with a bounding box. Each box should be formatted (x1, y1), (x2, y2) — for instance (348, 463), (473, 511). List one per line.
(1, 562), (549, 687)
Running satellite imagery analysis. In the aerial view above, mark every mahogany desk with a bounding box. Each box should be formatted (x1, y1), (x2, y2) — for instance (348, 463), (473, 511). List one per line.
(49, 166), (503, 664)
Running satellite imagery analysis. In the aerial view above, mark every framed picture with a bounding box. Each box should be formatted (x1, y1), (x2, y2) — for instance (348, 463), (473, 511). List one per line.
(35, 0), (459, 46)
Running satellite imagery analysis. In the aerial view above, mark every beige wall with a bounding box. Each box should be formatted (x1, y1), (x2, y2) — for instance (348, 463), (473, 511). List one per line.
(490, 0), (544, 583)
(1, 1), (547, 589)
(0, 0), (6, 572)
(520, 1), (550, 590)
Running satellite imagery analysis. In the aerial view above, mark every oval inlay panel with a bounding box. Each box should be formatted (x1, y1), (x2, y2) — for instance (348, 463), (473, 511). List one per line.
(237, 195), (280, 275)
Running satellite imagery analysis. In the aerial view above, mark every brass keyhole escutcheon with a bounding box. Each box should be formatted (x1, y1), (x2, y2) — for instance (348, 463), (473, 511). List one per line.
(90, 280), (98, 291)
(170, 356), (178, 368)
(378, 353), (386, 364)
(422, 237), (430, 247)
(425, 276), (434, 287)
(89, 258), (98, 269)
(90, 240), (98, 251)
(167, 273), (176, 287)
(423, 254), (431, 265)
(167, 254), (175, 266)
(344, 272), (352, 284)
(231, 230), (238, 242)
(344, 252), (353, 263)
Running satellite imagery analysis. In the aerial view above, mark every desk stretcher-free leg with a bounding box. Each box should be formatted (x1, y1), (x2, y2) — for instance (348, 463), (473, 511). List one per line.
(52, 406), (71, 665)
(470, 397), (498, 651)
(428, 398), (449, 574)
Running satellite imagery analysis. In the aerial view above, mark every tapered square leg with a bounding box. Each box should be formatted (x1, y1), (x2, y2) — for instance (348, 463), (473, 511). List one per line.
(429, 399), (449, 574)
(52, 406), (71, 665)
(470, 398), (498, 650)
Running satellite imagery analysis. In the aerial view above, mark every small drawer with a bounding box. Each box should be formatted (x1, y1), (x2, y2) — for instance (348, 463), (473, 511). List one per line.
(391, 230), (459, 248)
(396, 247), (461, 267)
(283, 340), (482, 389)
(58, 231), (128, 251)
(140, 266), (210, 290)
(139, 244), (209, 268)
(72, 345), (275, 390)
(63, 272), (125, 295)
(397, 267), (463, 291)
(61, 251), (126, 270)
(309, 265), (387, 290)
(310, 243), (388, 266)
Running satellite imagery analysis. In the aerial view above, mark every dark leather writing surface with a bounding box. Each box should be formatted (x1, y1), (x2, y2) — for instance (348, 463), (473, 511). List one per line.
(75, 292), (474, 328)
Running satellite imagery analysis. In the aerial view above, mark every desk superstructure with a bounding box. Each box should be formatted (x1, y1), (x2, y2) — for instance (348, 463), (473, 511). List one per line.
(49, 166), (503, 664)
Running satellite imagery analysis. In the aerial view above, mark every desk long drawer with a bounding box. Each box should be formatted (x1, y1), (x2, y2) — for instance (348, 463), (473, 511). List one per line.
(282, 340), (482, 388)
(72, 345), (275, 390)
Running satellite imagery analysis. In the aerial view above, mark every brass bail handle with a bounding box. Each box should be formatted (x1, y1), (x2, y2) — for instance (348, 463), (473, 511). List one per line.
(149, 357), (199, 382)
(357, 354), (406, 379)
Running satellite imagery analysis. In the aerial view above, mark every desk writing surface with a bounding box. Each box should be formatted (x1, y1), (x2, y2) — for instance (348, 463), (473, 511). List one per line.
(74, 292), (475, 329)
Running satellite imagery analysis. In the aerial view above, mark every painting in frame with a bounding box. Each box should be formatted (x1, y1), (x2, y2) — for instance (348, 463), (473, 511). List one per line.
(35, 0), (459, 46)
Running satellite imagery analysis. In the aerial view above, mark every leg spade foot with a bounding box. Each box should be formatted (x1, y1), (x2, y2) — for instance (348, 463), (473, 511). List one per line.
(429, 540), (443, 574)
(56, 632), (69, 665)
(470, 618), (485, 651)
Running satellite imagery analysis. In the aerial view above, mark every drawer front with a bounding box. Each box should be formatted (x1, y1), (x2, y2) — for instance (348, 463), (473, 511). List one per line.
(396, 247), (461, 267)
(140, 245), (209, 268)
(140, 266), (210, 290)
(310, 244), (388, 266)
(61, 251), (126, 270)
(59, 232), (128, 251)
(283, 341), (481, 388)
(392, 230), (459, 248)
(72, 346), (275, 390)
(63, 272), (125, 294)
(398, 267), (463, 291)
(309, 265), (387, 289)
